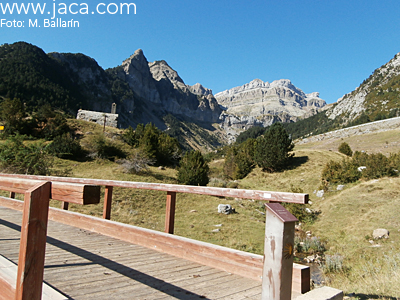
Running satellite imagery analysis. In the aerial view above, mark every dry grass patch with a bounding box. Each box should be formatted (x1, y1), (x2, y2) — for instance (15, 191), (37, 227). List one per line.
(310, 177), (400, 297)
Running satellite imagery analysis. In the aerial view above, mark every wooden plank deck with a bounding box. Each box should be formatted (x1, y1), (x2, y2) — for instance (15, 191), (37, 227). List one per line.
(0, 206), (262, 300)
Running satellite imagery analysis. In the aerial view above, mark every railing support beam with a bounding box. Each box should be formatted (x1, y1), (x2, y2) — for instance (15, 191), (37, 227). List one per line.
(103, 186), (113, 220)
(15, 181), (51, 300)
(262, 203), (298, 300)
(165, 191), (176, 234)
(61, 201), (69, 210)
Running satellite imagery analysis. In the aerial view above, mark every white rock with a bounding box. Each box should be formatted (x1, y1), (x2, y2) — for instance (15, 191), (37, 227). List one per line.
(373, 228), (389, 239)
(358, 166), (367, 172)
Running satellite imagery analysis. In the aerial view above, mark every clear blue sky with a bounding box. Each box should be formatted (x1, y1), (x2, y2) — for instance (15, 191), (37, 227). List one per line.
(1, 0), (400, 103)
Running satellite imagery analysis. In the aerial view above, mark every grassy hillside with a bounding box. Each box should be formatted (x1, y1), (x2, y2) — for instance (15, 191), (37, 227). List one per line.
(6, 119), (400, 299)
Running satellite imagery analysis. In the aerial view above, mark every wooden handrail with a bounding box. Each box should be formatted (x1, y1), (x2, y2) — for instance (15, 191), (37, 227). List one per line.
(0, 174), (308, 203)
(0, 176), (100, 205)
(0, 174), (308, 235)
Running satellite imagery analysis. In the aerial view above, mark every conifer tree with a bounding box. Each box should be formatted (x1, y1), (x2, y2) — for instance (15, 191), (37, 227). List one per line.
(254, 123), (294, 172)
(177, 150), (209, 186)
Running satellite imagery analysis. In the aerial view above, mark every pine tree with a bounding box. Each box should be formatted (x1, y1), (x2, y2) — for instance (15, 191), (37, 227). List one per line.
(254, 123), (294, 172)
(177, 150), (209, 186)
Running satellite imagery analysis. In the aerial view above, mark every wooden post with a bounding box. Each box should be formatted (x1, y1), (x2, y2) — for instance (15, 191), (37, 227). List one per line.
(15, 181), (51, 300)
(61, 201), (69, 210)
(103, 186), (113, 220)
(262, 203), (298, 300)
(165, 192), (176, 234)
(9, 191), (15, 198)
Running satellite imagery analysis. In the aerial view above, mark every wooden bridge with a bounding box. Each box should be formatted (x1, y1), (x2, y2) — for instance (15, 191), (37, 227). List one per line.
(0, 174), (311, 300)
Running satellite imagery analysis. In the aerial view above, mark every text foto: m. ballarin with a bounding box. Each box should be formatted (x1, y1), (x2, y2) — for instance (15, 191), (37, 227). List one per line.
(30, 18), (79, 27)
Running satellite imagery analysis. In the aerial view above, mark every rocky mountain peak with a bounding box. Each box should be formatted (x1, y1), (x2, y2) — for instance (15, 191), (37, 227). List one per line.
(120, 49), (161, 104)
(149, 60), (185, 87)
(215, 78), (326, 142)
(189, 83), (213, 96)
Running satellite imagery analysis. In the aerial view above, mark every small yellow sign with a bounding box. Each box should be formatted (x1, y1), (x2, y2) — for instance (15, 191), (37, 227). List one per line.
(0, 126), (4, 131)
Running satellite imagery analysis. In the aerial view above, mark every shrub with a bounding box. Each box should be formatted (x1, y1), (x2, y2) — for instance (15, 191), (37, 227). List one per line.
(224, 140), (256, 180)
(117, 150), (154, 174)
(122, 123), (181, 167)
(322, 151), (399, 185)
(322, 254), (346, 274)
(353, 151), (396, 180)
(0, 135), (52, 175)
(46, 133), (84, 159)
(321, 159), (361, 184)
(338, 142), (353, 157)
(177, 150), (209, 186)
(86, 133), (125, 160)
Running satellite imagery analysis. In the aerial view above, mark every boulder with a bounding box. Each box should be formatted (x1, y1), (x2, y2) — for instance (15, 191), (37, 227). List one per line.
(218, 204), (233, 215)
(337, 185), (345, 191)
(316, 190), (324, 198)
(373, 228), (389, 239)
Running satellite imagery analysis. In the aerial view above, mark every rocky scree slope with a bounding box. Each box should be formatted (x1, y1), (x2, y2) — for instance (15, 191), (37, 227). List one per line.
(326, 52), (400, 124)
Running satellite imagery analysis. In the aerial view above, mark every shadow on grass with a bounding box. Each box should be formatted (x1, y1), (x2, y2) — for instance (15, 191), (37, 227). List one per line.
(145, 169), (178, 183)
(349, 293), (399, 300)
(287, 155), (309, 170)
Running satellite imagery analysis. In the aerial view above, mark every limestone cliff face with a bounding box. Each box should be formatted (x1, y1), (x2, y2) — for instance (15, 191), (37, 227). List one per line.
(119, 49), (161, 104)
(113, 50), (222, 123)
(148, 60), (222, 122)
(215, 79), (326, 141)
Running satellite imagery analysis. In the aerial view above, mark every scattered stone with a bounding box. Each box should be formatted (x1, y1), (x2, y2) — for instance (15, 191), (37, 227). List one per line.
(308, 200), (313, 205)
(370, 244), (382, 248)
(158, 166), (165, 170)
(358, 166), (367, 172)
(304, 254), (321, 263)
(189, 210), (197, 213)
(337, 185), (345, 191)
(373, 228), (389, 239)
(305, 208), (312, 214)
(212, 228), (220, 232)
(316, 190), (324, 198)
(218, 204), (233, 215)
(213, 224), (223, 227)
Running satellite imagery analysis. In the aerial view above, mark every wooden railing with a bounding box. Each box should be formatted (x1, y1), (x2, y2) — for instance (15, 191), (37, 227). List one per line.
(0, 174), (308, 234)
(0, 177), (100, 300)
(0, 174), (311, 299)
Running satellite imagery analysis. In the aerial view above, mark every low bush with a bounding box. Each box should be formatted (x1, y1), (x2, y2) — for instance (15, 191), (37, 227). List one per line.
(86, 133), (125, 161)
(117, 150), (155, 174)
(322, 150), (400, 185)
(0, 135), (52, 175)
(46, 133), (85, 160)
(338, 142), (353, 157)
